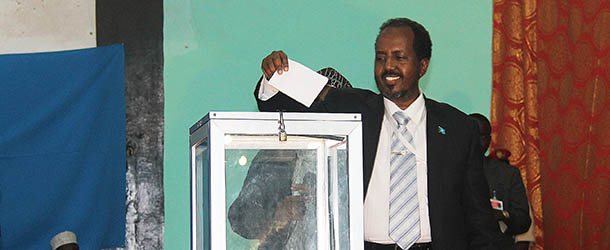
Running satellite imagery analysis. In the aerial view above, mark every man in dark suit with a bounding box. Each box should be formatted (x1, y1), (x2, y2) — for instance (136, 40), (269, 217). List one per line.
(469, 113), (531, 249)
(254, 18), (498, 249)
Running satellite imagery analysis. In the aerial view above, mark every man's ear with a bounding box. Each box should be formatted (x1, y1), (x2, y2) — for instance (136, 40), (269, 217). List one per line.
(418, 58), (430, 77)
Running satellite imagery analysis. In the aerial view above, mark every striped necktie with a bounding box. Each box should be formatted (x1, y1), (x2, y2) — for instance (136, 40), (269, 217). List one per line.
(389, 112), (420, 249)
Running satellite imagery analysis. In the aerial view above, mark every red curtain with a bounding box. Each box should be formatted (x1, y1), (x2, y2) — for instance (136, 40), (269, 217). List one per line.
(492, 0), (610, 249)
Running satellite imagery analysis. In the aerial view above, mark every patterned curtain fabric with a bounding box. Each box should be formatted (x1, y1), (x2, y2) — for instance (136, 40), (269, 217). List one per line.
(492, 0), (610, 249)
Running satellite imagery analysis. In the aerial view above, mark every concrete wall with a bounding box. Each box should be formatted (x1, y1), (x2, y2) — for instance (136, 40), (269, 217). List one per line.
(0, 0), (95, 54)
(1, 1), (165, 249)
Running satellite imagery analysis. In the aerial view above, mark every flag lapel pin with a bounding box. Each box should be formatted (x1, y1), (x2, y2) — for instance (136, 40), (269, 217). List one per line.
(438, 126), (446, 135)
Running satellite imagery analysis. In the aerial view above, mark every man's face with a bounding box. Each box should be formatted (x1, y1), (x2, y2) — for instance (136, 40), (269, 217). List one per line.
(479, 130), (491, 154)
(475, 119), (492, 154)
(374, 26), (429, 107)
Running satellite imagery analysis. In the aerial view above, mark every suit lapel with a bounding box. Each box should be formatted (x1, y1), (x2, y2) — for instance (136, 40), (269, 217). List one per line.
(424, 98), (448, 232)
(362, 94), (384, 199)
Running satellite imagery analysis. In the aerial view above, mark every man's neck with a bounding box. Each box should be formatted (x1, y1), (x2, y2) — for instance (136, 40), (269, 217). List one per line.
(392, 98), (416, 110)
(391, 90), (421, 110)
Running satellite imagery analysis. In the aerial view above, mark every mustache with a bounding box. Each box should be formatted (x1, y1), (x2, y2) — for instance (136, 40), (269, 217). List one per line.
(382, 71), (402, 78)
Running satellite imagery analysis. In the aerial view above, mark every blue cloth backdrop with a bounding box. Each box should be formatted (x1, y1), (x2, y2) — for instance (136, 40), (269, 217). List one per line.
(0, 45), (126, 250)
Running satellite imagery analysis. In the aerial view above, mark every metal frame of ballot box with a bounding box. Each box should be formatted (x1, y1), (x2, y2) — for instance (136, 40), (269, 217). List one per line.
(189, 112), (364, 250)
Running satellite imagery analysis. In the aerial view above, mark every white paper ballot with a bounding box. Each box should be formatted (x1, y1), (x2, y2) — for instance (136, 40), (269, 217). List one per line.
(268, 59), (328, 108)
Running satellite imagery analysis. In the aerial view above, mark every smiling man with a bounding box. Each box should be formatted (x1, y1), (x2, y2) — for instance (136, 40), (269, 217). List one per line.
(252, 18), (499, 250)
(373, 23), (429, 110)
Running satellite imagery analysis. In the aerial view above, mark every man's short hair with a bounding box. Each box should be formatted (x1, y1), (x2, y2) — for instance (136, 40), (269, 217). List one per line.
(377, 17), (432, 61)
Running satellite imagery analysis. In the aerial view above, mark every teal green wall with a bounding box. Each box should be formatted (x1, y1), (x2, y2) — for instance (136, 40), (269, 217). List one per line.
(164, 1), (492, 249)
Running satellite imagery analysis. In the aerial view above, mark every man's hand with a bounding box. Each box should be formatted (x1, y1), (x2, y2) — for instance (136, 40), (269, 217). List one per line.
(262, 50), (289, 80)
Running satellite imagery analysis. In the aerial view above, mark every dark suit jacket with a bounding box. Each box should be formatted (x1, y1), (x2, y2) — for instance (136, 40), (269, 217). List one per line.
(484, 158), (531, 249)
(255, 83), (499, 249)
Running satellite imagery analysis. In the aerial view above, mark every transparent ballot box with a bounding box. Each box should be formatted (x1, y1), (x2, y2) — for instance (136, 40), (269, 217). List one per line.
(189, 112), (364, 250)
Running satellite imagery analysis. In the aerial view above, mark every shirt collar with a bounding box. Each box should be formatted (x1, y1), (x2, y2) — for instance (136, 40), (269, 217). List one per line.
(383, 90), (426, 126)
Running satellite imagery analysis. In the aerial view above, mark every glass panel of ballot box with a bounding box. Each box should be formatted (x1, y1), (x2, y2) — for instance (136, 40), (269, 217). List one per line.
(189, 112), (364, 250)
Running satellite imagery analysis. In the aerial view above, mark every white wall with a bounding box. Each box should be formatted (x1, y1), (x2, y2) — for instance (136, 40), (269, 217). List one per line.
(0, 0), (95, 54)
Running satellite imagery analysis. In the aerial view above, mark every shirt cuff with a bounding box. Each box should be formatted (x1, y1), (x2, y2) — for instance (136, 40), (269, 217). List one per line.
(257, 76), (279, 101)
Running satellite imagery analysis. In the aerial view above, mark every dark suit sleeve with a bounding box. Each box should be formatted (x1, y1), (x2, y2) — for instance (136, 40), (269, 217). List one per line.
(463, 121), (502, 249)
(504, 167), (531, 235)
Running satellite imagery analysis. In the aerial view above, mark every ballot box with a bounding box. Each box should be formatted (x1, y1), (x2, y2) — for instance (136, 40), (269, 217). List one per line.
(189, 112), (364, 250)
